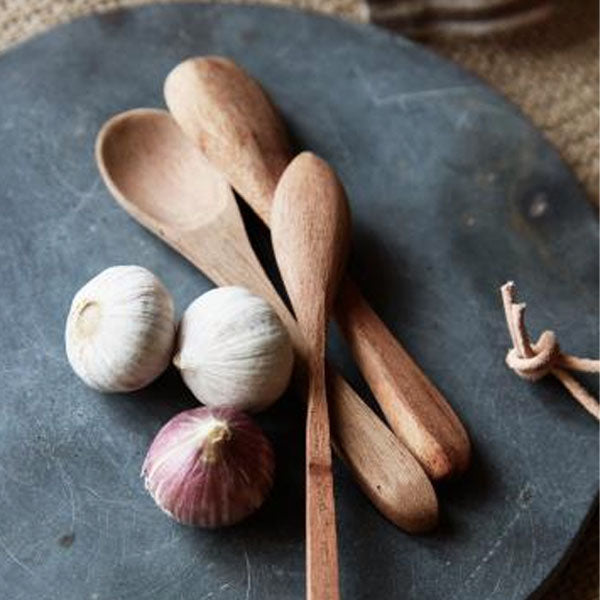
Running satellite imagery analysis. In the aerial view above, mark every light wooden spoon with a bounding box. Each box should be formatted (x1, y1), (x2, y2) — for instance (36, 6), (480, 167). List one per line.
(164, 56), (471, 480)
(95, 108), (438, 534)
(271, 152), (350, 600)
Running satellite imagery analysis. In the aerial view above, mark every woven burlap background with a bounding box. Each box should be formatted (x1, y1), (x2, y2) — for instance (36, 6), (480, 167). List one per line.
(0, 1), (598, 599)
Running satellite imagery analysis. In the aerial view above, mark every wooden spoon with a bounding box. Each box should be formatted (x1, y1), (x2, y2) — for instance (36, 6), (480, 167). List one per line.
(270, 152), (349, 600)
(95, 108), (438, 534)
(164, 56), (471, 480)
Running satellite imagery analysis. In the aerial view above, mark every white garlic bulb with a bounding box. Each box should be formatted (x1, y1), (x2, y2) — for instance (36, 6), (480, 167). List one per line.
(173, 286), (294, 412)
(65, 265), (176, 392)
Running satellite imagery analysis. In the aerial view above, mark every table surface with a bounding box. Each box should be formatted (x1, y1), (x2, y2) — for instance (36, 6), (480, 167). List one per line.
(0, 4), (597, 600)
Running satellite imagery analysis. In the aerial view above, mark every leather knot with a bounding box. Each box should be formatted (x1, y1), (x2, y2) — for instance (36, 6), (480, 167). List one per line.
(500, 281), (599, 420)
(505, 330), (560, 381)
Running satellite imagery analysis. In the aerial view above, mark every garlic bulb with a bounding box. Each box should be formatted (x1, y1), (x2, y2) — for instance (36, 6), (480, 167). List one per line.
(173, 287), (294, 412)
(142, 406), (275, 527)
(65, 265), (175, 392)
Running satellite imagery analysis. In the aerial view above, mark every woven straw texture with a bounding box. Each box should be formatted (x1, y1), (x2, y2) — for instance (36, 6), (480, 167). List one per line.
(0, 1), (598, 599)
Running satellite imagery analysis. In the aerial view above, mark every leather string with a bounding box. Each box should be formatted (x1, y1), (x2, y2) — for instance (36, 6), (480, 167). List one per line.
(501, 281), (599, 420)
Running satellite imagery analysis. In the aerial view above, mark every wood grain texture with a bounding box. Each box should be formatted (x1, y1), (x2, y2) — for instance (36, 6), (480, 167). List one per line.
(96, 108), (439, 534)
(305, 363), (339, 600)
(270, 152), (352, 600)
(336, 277), (471, 478)
(164, 56), (470, 479)
(96, 109), (280, 299)
(164, 56), (289, 225)
(269, 153), (351, 347)
(327, 370), (438, 533)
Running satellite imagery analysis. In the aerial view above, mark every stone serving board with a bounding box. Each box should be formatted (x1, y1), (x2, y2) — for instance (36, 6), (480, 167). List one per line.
(0, 4), (597, 600)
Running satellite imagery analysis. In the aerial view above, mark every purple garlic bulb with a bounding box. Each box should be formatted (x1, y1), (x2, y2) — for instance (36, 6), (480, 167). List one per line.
(142, 406), (274, 527)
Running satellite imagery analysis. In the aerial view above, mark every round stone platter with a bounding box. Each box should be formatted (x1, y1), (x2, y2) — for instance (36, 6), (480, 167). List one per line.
(0, 4), (597, 600)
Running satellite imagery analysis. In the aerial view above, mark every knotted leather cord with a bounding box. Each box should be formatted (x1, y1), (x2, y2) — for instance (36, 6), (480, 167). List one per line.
(501, 281), (600, 420)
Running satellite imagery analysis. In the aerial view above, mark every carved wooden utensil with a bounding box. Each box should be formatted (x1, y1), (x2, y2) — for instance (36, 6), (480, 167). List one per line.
(164, 56), (470, 480)
(95, 108), (439, 534)
(270, 152), (350, 600)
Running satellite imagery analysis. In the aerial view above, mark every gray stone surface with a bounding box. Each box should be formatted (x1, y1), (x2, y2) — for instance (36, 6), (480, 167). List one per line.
(0, 4), (597, 599)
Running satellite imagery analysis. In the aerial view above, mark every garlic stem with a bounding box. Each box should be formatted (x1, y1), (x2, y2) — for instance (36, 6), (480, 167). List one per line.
(202, 420), (232, 463)
(74, 299), (101, 338)
(172, 352), (183, 369)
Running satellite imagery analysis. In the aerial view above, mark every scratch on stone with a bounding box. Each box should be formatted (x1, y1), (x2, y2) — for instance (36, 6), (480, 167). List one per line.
(30, 321), (64, 364)
(378, 85), (475, 107)
(408, 559), (416, 599)
(128, 557), (197, 599)
(526, 506), (537, 580)
(354, 65), (475, 108)
(0, 464), (42, 492)
(56, 457), (76, 531)
(177, 28), (193, 43)
(463, 483), (535, 588)
(482, 572), (504, 600)
(49, 162), (95, 198)
(473, 355), (498, 412)
(81, 484), (150, 511)
(273, 18), (308, 61)
(123, 533), (184, 560)
(244, 547), (252, 600)
(320, 106), (353, 167)
(44, 166), (101, 229)
(84, 537), (103, 584)
(0, 533), (35, 577)
(463, 514), (520, 586)
(61, 177), (101, 220)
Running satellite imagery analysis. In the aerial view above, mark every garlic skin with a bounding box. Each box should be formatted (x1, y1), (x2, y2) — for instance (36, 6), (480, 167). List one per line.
(142, 406), (275, 527)
(65, 265), (175, 392)
(174, 287), (294, 412)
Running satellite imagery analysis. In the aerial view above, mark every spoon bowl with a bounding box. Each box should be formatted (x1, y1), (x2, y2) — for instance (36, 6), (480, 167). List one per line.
(97, 108), (227, 230)
(164, 56), (290, 224)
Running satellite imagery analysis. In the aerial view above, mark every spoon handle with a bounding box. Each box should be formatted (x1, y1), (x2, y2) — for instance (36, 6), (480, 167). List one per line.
(239, 258), (439, 533)
(258, 215), (468, 478)
(238, 201), (470, 479)
(335, 277), (471, 479)
(327, 370), (438, 534)
(306, 363), (339, 600)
